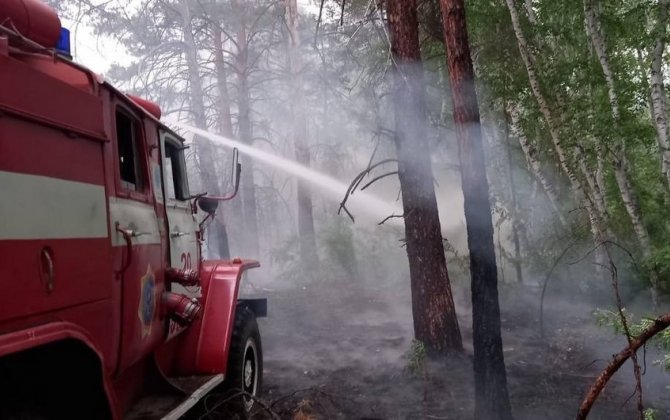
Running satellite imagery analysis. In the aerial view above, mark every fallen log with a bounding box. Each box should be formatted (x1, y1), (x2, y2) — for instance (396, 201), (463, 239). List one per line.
(576, 313), (670, 419)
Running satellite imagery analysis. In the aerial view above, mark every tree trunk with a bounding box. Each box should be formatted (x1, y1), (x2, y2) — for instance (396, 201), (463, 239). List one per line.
(504, 0), (607, 267)
(233, 0), (260, 258)
(286, 0), (318, 267)
(504, 0), (579, 191)
(213, 25), (244, 257)
(214, 27), (234, 138)
(504, 117), (524, 284)
(507, 103), (566, 227)
(584, 0), (660, 304)
(576, 146), (607, 223)
(595, 143), (607, 209)
(649, 0), (670, 188)
(179, 0), (230, 258)
(524, 0), (537, 24)
(385, 0), (463, 353)
(583, 0), (619, 119)
(439, 0), (512, 418)
(573, 146), (609, 272)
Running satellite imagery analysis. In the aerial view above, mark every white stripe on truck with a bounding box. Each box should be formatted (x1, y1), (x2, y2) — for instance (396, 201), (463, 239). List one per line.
(0, 171), (108, 240)
(108, 196), (162, 247)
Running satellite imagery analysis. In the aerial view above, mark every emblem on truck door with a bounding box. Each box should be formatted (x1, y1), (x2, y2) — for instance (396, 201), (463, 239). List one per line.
(138, 265), (156, 338)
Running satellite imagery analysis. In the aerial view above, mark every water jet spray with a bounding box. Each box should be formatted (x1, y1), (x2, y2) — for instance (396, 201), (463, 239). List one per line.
(169, 121), (404, 226)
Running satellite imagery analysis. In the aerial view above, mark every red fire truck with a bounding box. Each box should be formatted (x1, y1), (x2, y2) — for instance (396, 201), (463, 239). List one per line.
(0, 1), (266, 418)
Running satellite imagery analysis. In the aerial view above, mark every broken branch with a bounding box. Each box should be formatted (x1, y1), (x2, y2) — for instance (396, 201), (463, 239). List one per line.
(338, 158), (398, 222)
(575, 313), (670, 420)
(378, 213), (404, 225)
(361, 171), (399, 190)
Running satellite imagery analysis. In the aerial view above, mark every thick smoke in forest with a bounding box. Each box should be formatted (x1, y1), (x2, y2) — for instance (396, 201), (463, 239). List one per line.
(52, 0), (670, 418)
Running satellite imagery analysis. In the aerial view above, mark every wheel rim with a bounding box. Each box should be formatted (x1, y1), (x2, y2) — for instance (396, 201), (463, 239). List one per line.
(242, 337), (258, 411)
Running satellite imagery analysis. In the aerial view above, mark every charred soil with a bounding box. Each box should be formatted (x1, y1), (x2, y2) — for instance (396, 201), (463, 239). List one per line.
(194, 281), (670, 420)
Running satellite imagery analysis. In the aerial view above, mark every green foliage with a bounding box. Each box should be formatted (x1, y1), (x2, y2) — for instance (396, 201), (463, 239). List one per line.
(404, 339), (427, 376)
(593, 308), (670, 370)
(319, 218), (359, 280)
(646, 245), (670, 289)
(644, 407), (658, 420)
(462, 0), (670, 297)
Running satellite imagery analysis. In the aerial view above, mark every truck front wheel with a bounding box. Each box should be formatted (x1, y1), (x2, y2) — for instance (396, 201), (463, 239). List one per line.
(224, 306), (263, 417)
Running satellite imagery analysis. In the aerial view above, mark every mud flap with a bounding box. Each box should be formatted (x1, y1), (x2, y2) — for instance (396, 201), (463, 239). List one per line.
(238, 298), (267, 318)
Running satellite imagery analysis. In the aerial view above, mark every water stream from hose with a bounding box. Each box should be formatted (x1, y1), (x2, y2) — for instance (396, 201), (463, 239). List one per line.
(170, 122), (403, 225)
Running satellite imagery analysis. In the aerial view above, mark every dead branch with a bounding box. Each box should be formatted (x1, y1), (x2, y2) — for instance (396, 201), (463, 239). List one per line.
(576, 312), (670, 420)
(314, 0), (326, 47)
(602, 246), (644, 419)
(378, 213), (404, 225)
(338, 158), (397, 222)
(361, 171), (399, 190)
(269, 386), (318, 409)
(200, 389), (280, 420)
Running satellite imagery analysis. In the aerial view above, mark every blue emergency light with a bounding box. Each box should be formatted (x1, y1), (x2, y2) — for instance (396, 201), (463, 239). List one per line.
(56, 27), (72, 59)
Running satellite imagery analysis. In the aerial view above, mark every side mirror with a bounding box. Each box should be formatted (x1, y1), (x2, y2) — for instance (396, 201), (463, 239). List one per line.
(197, 196), (219, 214)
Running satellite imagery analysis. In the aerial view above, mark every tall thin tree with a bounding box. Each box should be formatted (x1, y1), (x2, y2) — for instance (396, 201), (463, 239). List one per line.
(286, 0), (318, 267)
(233, 0), (261, 258)
(384, 0), (462, 353)
(179, 0), (231, 258)
(439, 0), (513, 418)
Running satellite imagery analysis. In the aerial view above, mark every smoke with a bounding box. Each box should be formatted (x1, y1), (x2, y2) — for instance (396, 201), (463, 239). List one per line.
(71, 0), (669, 416)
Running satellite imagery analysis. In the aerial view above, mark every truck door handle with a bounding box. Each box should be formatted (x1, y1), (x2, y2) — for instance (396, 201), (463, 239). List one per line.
(117, 225), (150, 238)
(171, 231), (187, 238)
(114, 223), (152, 275)
(115, 222), (133, 274)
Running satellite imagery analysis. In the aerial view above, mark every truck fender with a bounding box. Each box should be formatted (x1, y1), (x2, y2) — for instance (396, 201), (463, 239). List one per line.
(174, 259), (260, 375)
(0, 321), (119, 419)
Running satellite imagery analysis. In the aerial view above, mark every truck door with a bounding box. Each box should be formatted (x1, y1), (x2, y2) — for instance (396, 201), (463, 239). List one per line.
(110, 105), (164, 371)
(159, 130), (200, 271)
(158, 130), (201, 340)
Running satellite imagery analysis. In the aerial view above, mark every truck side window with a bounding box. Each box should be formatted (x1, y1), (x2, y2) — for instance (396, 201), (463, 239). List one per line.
(164, 139), (189, 201)
(116, 110), (143, 191)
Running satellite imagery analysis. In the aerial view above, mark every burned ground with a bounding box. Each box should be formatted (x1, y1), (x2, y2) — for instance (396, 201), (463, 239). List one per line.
(193, 278), (670, 420)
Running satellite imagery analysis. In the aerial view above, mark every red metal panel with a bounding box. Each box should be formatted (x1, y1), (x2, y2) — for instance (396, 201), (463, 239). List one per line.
(0, 55), (105, 140)
(114, 243), (166, 373)
(0, 114), (105, 185)
(127, 95), (162, 120)
(20, 54), (96, 92)
(0, 238), (113, 322)
(172, 259), (259, 375)
(0, 299), (118, 374)
(112, 355), (152, 417)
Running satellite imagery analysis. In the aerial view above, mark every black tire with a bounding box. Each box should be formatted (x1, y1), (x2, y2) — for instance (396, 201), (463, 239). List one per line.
(223, 306), (263, 418)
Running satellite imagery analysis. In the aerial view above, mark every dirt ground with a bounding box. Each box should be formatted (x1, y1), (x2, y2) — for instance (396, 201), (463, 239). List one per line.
(197, 277), (670, 420)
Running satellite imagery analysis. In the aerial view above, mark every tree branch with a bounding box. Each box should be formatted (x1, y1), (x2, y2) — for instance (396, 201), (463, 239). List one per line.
(576, 313), (670, 420)
(338, 158), (398, 222)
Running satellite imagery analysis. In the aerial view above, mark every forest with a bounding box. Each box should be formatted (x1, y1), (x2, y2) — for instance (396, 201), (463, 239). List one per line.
(51, 0), (670, 418)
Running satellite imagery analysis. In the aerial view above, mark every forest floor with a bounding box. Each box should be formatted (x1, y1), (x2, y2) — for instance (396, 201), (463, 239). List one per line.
(199, 277), (670, 420)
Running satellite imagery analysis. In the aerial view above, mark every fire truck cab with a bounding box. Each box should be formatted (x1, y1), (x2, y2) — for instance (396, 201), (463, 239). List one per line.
(0, 1), (265, 418)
